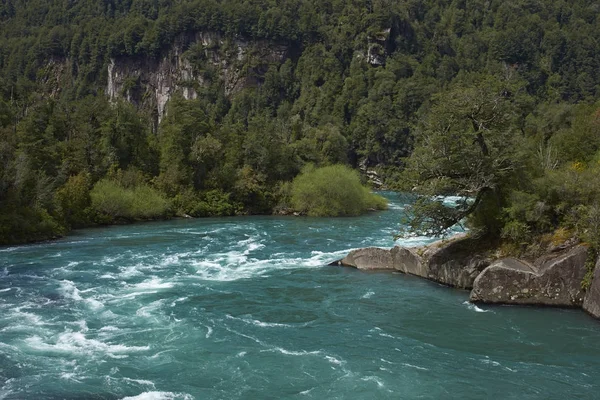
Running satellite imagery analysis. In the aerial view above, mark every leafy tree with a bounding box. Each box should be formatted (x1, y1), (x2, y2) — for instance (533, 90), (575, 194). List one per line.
(2, 0), (600, 244)
(400, 75), (526, 237)
(55, 172), (92, 228)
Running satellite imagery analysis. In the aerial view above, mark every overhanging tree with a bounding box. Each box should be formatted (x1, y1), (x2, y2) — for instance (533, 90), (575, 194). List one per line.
(400, 74), (528, 238)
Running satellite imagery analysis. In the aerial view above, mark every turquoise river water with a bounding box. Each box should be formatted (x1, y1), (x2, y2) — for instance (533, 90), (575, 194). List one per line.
(1, 193), (599, 399)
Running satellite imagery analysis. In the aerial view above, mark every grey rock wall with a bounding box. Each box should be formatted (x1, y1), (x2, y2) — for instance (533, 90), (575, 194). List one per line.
(107, 32), (288, 125)
(338, 236), (490, 289)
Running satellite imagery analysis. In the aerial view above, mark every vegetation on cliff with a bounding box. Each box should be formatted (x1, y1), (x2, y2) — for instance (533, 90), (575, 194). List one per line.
(1, 0), (600, 244)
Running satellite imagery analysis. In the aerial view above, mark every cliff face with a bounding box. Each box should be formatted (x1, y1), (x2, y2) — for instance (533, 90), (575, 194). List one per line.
(106, 32), (289, 125)
(105, 29), (398, 127)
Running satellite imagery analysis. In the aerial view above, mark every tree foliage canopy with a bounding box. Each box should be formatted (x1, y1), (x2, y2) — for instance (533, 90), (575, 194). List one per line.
(401, 74), (527, 237)
(0, 0), (600, 244)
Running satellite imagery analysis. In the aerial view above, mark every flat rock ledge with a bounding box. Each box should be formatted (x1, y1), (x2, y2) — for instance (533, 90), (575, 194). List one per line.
(334, 238), (600, 319)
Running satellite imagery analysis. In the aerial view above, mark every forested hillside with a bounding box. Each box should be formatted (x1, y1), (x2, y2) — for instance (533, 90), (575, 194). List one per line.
(1, 0), (600, 247)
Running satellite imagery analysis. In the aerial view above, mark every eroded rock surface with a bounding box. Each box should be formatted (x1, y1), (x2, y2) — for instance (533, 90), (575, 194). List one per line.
(583, 259), (600, 318)
(337, 237), (599, 318)
(339, 247), (394, 271)
(470, 246), (588, 306)
(422, 237), (491, 289)
(338, 236), (490, 288)
(390, 246), (426, 277)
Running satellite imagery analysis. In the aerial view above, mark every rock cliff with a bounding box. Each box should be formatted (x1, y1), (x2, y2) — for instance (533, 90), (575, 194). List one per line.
(422, 236), (491, 289)
(337, 235), (491, 289)
(107, 32), (289, 125)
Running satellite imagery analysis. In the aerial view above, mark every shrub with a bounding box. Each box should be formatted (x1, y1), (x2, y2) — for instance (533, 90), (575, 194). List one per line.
(197, 189), (238, 216)
(54, 172), (92, 228)
(499, 190), (551, 247)
(172, 188), (241, 217)
(131, 185), (171, 219)
(501, 220), (531, 246)
(0, 207), (66, 244)
(90, 179), (169, 221)
(290, 164), (387, 216)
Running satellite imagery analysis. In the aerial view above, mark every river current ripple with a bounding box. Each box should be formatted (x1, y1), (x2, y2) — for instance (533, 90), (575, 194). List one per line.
(1, 193), (599, 399)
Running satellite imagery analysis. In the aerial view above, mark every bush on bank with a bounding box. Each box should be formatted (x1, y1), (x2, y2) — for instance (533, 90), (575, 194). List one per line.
(290, 164), (387, 217)
(90, 179), (170, 222)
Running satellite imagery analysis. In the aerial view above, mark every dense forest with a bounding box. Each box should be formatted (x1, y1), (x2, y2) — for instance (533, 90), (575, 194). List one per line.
(0, 1), (599, 263)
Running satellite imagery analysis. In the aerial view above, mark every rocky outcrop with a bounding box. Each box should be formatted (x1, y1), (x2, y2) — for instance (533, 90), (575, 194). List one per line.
(338, 235), (599, 319)
(339, 247), (394, 271)
(421, 236), (491, 289)
(583, 259), (600, 318)
(358, 159), (384, 188)
(390, 246), (427, 276)
(107, 32), (289, 125)
(37, 57), (73, 98)
(338, 236), (491, 288)
(470, 246), (588, 307)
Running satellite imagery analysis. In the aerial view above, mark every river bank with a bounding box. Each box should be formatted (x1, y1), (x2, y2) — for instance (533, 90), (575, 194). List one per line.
(334, 234), (600, 320)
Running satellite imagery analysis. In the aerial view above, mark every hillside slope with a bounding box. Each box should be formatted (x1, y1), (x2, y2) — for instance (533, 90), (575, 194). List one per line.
(1, 0), (600, 245)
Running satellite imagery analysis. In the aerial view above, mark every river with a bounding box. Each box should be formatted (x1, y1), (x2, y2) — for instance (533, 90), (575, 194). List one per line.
(1, 193), (599, 399)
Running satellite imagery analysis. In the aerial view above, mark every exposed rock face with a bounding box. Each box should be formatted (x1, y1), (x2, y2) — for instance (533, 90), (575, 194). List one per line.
(422, 236), (491, 289)
(38, 57), (72, 98)
(358, 159), (384, 188)
(583, 259), (600, 318)
(470, 246), (588, 306)
(338, 236), (490, 288)
(339, 248), (394, 271)
(107, 32), (289, 124)
(390, 246), (426, 277)
(337, 237), (600, 318)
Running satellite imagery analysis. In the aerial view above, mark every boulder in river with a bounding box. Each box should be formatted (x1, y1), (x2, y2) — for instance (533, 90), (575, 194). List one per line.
(583, 258), (600, 318)
(470, 245), (588, 307)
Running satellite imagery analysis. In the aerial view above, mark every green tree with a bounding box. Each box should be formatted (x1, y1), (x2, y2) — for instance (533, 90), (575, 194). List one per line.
(54, 172), (92, 228)
(400, 75), (526, 237)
